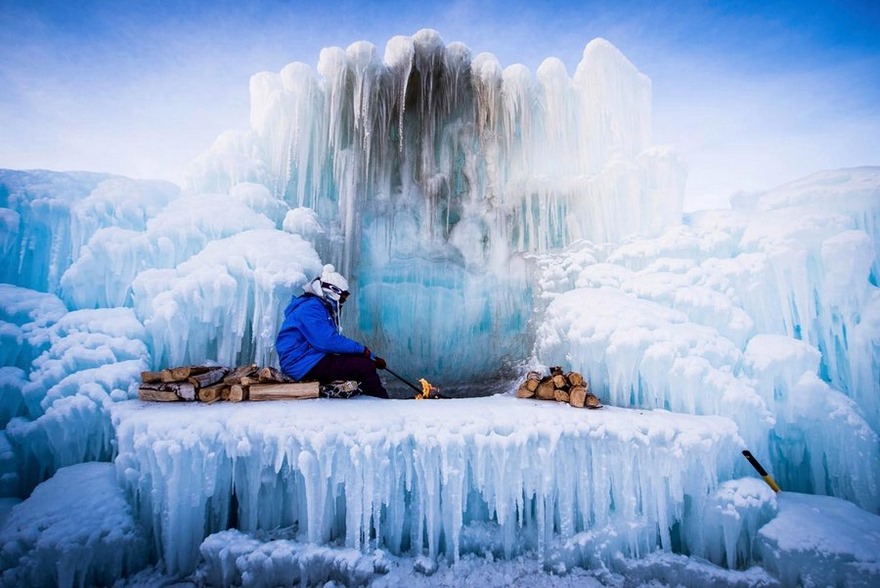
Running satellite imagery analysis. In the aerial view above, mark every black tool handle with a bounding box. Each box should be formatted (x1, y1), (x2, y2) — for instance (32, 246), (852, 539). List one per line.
(383, 366), (422, 394)
(742, 450), (781, 492)
(742, 450), (768, 475)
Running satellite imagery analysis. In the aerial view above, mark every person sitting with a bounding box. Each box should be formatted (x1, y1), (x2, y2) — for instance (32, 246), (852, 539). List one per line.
(275, 264), (388, 398)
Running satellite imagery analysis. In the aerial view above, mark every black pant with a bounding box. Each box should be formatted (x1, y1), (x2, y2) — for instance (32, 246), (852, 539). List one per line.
(306, 354), (389, 398)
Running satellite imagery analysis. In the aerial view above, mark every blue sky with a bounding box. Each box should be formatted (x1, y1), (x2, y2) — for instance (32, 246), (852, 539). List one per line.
(1, 0), (878, 209)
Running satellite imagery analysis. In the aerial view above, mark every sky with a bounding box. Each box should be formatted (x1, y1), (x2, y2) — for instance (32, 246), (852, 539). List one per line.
(1, 0), (878, 210)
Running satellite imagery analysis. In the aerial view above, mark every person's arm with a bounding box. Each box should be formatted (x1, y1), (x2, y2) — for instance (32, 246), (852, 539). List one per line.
(294, 299), (365, 355)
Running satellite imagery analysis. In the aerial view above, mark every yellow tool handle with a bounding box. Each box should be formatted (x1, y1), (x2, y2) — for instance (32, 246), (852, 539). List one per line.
(742, 450), (781, 493)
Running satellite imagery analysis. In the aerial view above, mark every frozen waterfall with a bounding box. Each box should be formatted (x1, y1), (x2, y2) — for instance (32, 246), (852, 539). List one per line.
(186, 30), (687, 383)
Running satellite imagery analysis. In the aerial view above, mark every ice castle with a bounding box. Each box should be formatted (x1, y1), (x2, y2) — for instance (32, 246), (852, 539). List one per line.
(0, 29), (878, 586)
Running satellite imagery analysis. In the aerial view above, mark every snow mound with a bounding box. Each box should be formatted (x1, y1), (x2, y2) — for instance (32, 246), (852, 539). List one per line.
(757, 492), (880, 588)
(199, 528), (387, 587)
(0, 462), (147, 587)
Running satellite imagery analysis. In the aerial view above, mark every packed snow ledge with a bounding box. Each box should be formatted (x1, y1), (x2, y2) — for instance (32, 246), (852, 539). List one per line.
(108, 395), (880, 588)
(112, 395), (739, 573)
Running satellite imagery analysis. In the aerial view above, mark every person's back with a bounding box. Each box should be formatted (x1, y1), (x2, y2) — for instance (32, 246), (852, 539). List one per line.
(275, 265), (388, 398)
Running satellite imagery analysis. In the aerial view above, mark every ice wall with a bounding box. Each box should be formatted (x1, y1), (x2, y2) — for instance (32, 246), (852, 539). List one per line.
(534, 167), (880, 511)
(186, 30), (687, 382)
(112, 396), (741, 575)
(0, 170), (179, 295)
(0, 173), (325, 496)
(2, 297), (149, 495)
(131, 229), (321, 369)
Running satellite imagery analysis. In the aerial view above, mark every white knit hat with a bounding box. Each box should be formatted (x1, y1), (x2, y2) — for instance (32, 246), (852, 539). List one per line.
(309, 264), (349, 302)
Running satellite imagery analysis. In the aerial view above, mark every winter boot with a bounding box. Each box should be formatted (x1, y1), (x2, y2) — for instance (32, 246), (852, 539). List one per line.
(319, 380), (361, 399)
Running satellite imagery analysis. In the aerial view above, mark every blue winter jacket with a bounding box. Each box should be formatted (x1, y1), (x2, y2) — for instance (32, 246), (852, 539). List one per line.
(275, 293), (365, 380)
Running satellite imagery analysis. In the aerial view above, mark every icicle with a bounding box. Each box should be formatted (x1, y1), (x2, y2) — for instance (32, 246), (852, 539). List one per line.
(384, 35), (415, 154)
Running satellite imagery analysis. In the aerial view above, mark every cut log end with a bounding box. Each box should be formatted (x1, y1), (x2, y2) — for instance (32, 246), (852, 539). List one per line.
(535, 379), (556, 401)
(566, 371), (586, 388)
(198, 383), (228, 403)
(516, 383), (535, 398)
(569, 385), (587, 408)
(525, 371), (542, 391)
(228, 384), (249, 403)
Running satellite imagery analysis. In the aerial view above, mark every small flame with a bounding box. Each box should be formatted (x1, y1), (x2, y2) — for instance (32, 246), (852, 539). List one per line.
(416, 378), (437, 399)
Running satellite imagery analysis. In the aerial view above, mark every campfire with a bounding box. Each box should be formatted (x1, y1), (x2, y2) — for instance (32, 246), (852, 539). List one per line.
(415, 378), (439, 400)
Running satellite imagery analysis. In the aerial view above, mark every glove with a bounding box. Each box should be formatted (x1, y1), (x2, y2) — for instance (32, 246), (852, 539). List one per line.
(363, 346), (386, 369)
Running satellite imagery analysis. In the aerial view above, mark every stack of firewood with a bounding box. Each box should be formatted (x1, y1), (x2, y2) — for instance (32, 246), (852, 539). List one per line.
(515, 366), (601, 409)
(138, 364), (319, 403)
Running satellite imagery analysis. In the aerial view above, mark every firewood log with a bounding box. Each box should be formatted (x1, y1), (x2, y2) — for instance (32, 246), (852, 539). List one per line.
(198, 383), (228, 403)
(568, 385), (587, 408)
(158, 369), (178, 383)
(138, 387), (179, 402)
(139, 381), (195, 401)
(536, 378), (556, 400)
(551, 374), (568, 389)
(188, 367), (228, 390)
(161, 365), (212, 382)
(170, 381), (195, 401)
(566, 371), (585, 388)
(140, 371), (164, 384)
(516, 382), (535, 398)
(257, 367), (293, 383)
(585, 393), (602, 409)
(228, 384), (249, 402)
(525, 371), (542, 392)
(248, 382), (319, 401)
(554, 389), (570, 403)
(223, 364), (258, 385)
